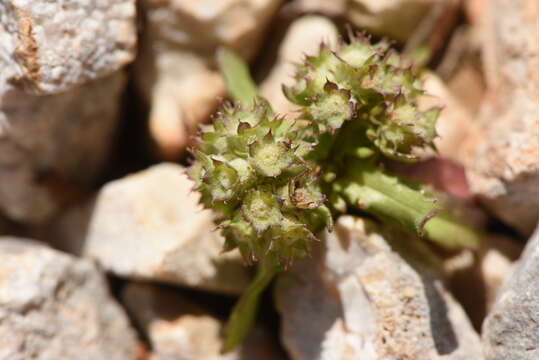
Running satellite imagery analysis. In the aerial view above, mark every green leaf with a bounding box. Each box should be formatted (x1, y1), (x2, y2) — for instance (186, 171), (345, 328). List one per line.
(221, 259), (280, 353)
(336, 157), (480, 249)
(217, 47), (258, 107)
(423, 212), (481, 249)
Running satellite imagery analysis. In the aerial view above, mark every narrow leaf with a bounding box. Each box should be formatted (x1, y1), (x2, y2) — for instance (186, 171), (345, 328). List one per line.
(217, 47), (258, 106)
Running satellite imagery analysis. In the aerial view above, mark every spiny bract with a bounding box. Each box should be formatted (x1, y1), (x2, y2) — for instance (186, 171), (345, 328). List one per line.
(190, 99), (331, 265)
(284, 33), (439, 162)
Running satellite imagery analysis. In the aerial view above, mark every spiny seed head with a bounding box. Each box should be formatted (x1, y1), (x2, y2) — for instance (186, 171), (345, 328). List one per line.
(284, 34), (439, 162)
(190, 98), (331, 265)
(191, 36), (440, 265)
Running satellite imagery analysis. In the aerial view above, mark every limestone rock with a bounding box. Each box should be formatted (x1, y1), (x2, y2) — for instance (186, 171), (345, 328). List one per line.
(0, 0), (132, 223)
(446, 61), (486, 117)
(135, 0), (284, 158)
(0, 238), (137, 360)
(139, 0), (284, 60)
(293, 0), (459, 43)
(84, 163), (251, 295)
(260, 15), (339, 116)
(479, 235), (522, 311)
(445, 234), (522, 329)
(276, 216), (483, 360)
(42, 198), (97, 257)
(122, 282), (282, 360)
(465, 0), (539, 235)
(417, 73), (479, 164)
(0, 72), (126, 224)
(135, 50), (225, 159)
(0, 0), (136, 94)
(465, 0), (488, 26)
(482, 225), (539, 360)
(291, 0), (347, 17)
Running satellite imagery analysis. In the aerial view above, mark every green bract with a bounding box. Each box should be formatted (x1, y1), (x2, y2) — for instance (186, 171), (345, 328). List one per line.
(190, 99), (330, 265)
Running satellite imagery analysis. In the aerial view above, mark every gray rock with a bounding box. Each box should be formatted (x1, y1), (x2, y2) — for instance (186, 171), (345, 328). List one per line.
(0, 0), (136, 94)
(276, 216), (483, 360)
(0, 0), (135, 223)
(134, 0), (284, 158)
(84, 163), (251, 295)
(465, 0), (539, 235)
(482, 225), (539, 360)
(122, 282), (282, 360)
(0, 238), (137, 360)
(0, 72), (126, 224)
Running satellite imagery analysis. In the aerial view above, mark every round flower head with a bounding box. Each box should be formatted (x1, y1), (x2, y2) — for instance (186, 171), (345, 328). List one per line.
(190, 99), (331, 266)
(283, 33), (439, 162)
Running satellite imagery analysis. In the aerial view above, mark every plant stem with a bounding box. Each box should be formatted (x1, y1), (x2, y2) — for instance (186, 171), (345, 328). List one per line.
(335, 157), (480, 248)
(221, 258), (280, 353)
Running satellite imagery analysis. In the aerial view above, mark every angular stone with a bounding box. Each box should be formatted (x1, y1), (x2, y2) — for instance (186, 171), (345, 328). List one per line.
(445, 234), (522, 329)
(38, 198), (96, 257)
(446, 61), (486, 117)
(135, 0), (284, 158)
(276, 216), (483, 360)
(482, 225), (539, 360)
(465, 0), (488, 26)
(0, 72), (126, 224)
(479, 235), (522, 311)
(0, 238), (137, 360)
(418, 73), (479, 163)
(0, 0), (136, 94)
(292, 0), (347, 16)
(134, 49), (225, 159)
(122, 282), (282, 360)
(84, 163), (251, 295)
(465, 0), (539, 235)
(260, 15), (339, 116)
(292, 0), (459, 43)
(138, 0), (284, 60)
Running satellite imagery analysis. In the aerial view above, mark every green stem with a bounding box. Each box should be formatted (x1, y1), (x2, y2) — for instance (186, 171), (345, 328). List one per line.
(217, 47), (258, 107)
(221, 259), (280, 353)
(335, 157), (480, 249)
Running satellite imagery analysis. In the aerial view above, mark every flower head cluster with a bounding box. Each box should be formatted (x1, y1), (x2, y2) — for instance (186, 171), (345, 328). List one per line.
(284, 34), (439, 161)
(191, 35), (442, 266)
(190, 99), (331, 265)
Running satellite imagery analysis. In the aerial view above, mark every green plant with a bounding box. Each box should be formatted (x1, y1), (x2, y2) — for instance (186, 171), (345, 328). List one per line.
(190, 35), (480, 352)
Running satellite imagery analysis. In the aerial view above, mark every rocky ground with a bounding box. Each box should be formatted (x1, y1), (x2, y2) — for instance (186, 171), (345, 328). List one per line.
(0, 0), (537, 359)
